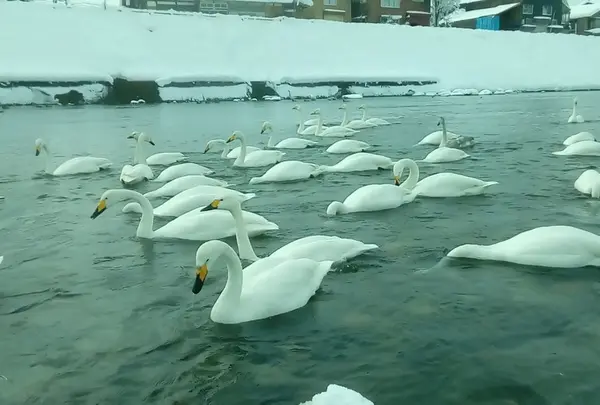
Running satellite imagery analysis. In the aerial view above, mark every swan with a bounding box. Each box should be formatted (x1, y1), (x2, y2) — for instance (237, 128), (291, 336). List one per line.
(563, 131), (595, 146)
(300, 384), (374, 405)
(34, 138), (112, 176)
(447, 225), (600, 268)
(416, 128), (460, 146)
(574, 169), (600, 198)
(340, 104), (377, 130)
(312, 109), (358, 137)
(395, 158), (498, 197)
(153, 162), (214, 182)
(249, 161), (324, 184)
(568, 97), (584, 123)
(261, 121), (318, 149)
(122, 185), (255, 218)
(553, 140), (600, 156)
(0, 256), (3, 266)
(190, 239), (333, 324)
(422, 117), (470, 163)
(446, 135), (476, 149)
(326, 139), (371, 154)
(294, 105), (325, 135)
(90, 189), (278, 241)
(227, 131), (285, 167)
(144, 175), (229, 199)
(120, 132), (154, 185)
(360, 104), (391, 126)
(318, 152), (394, 173)
(128, 131), (187, 165)
(200, 196), (378, 262)
(204, 139), (261, 159)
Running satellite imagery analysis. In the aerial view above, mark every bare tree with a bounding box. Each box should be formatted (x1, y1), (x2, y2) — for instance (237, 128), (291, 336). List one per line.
(430, 0), (460, 27)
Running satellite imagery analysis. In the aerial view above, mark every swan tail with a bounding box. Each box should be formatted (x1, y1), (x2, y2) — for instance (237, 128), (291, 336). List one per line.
(243, 192), (258, 200)
(326, 201), (344, 216)
(248, 177), (262, 185)
(482, 181), (499, 188)
(143, 191), (158, 199)
(552, 151), (566, 156)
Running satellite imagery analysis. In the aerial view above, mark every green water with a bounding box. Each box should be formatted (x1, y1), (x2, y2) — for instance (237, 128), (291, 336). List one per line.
(2, 92), (600, 405)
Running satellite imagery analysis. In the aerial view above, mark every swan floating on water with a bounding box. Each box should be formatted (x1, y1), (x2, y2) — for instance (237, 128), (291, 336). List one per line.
(128, 131), (187, 165)
(311, 109), (358, 137)
(568, 97), (584, 123)
(144, 175), (229, 199)
(563, 131), (595, 146)
(91, 189), (278, 241)
(447, 225), (600, 268)
(422, 117), (470, 163)
(204, 139), (261, 159)
(339, 104), (376, 130)
(553, 140), (600, 156)
(227, 131), (285, 167)
(319, 152), (394, 173)
(395, 158), (498, 197)
(153, 162), (214, 182)
(120, 132), (154, 185)
(294, 105), (326, 136)
(261, 121), (318, 149)
(249, 161), (324, 184)
(191, 239), (333, 324)
(34, 138), (112, 176)
(326, 139), (371, 154)
(0, 256), (3, 266)
(359, 104), (391, 126)
(574, 169), (600, 198)
(300, 384), (374, 405)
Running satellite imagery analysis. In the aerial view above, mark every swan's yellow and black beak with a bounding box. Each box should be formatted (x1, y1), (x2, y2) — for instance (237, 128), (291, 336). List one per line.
(203, 146), (210, 154)
(226, 135), (236, 144)
(201, 199), (221, 212)
(260, 128), (266, 134)
(148, 140), (155, 146)
(35, 146), (40, 156)
(394, 175), (400, 186)
(91, 199), (107, 219)
(192, 263), (208, 294)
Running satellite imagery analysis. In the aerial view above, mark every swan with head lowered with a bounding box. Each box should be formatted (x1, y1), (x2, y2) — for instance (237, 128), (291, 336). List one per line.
(422, 117), (470, 163)
(563, 131), (595, 146)
(204, 138), (261, 159)
(339, 104), (376, 130)
(120, 132), (155, 185)
(568, 97), (584, 123)
(261, 121), (317, 149)
(144, 175), (229, 199)
(152, 162), (214, 182)
(326, 139), (371, 154)
(311, 109), (358, 137)
(226, 131), (285, 167)
(357, 104), (391, 126)
(128, 131), (187, 165)
(90, 189), (278, 241)
(394, 158), (498, 197)
(34, 138), (112, 176)
(301, 384), (374, 405)
(249, 161), (325, 184)
(190, 239), (333, 324)
(200, 196), (378, 263)
(574, 169), (600, 198)
(553, 139), (600, 156)
(318, 152), (394, 173)
(294, 105), (326, 135)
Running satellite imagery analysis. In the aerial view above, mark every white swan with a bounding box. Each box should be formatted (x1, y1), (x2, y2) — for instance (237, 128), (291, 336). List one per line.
(300, 384), (373, 405)
(91, 189), (278, 241)
(34, 138), (112, 176)
(422, 117), (470, 163)
(261, 121), (318, 149)
(340, 104), (377, 130)
(249, 161), (324, 184)
(122, 185), (255, 218)
(144, 175), (229, 199)
(120, 133), (154, 185)
(553, 140), (600, 156)
(563, 131), (595, 146)
(319, 152), (394, 173)
(227, 131), (285, 167)
(574, 169), (600, 198)
(311, 109), (358, 137)
(447, 225), (600, 268)
(128, 131), (187, 165)
(204, 139), (261, 159)
(293, 105), (327, 136)
(153, 162), (214, 182)
(201, 197), (378, 262)
(0, 256), (3, 266)
(191, 240), (333, 324)
(568, 97), (584, 123)
(360, 104), (391, 126)
(326, 139), (371, 154)
(395, 158), (498, 197)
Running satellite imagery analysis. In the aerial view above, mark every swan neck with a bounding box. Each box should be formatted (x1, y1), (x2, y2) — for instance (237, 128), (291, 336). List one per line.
(230, 205), (259, 261)
(327, 201), (347, 216)
(215, 245), (244, 310)
(234, 134), (247, 165)
(110, 189), (154, 237)
(341, 110), (348, 126)
(268, 136), (274, 147)
(316, 114), (323, 134)
(361, 109), (367, 121)
(41, 146), (53, 174)
(298, 111), (305, 133)
(439, 120), (448, 148)
(400, 160), (420, 189)
(135, 137), (148, 165)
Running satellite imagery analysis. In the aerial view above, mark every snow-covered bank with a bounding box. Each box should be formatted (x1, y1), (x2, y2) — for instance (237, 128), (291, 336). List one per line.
(1, 1), (600, 105)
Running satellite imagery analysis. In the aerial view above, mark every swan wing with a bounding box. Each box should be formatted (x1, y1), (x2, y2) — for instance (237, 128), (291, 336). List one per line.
(53, 156), (112, 176)
(250, 161), (318, 184)
(120, 164), (153, 184)
(226, 146), (261, 159)
(241, 150), (284, 167)
(342, 184), (413, 212)
(301, 384), (374, 405)
(269, 235), (378, 262)
(154, 163), (214, 181)
(554, 141), (600, 156)
(146, 152), (187, 166)
(144, 175), (229, 198)
(415, 173), (496, 197)
(154, 188), (255, 217)
(276, 138), (317, 149)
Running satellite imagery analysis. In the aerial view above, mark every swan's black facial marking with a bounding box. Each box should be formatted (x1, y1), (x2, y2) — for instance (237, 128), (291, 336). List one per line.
(91, 199), (107, 219)
(201, 198), (224, 212)
(35, 147), (40, 156)
(148, 140), (155, 146)
(192, 263), (208, 294)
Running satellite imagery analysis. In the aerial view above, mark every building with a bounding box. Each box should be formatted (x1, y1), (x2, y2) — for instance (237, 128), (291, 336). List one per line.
(448, 0), (522, 29)
(350, 0), (430, 25)
(296, 0), (352, 21)
(569, 0), (600, 34)
(520, 0), (570, 31)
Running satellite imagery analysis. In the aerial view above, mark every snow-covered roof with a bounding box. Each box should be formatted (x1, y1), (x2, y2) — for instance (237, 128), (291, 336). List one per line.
(459, 0), (487, 5)
(570, 1), (600, 19)
(448, 2), (520, 23)
(298, 0), (313, 6)
(586, 27), (600, 33)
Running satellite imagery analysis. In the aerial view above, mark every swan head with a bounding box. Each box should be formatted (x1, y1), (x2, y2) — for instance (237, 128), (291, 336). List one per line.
(339, 104), (347, 110)
(137, 132), (155, 146)
(204, 139), (225, 153)
(309, 108), (321, 116)
(227, 131), (243, 144)
(193, 240), (230, 294)
(34, 138), (47, 156)
(358, 104), (366, 110)
(573, 97), (578, 106)
(260, 121), (273, 134)
(292, 104), (300, 111)
(90, 190), (112, 219)
(200, 196), (243, 213)
(437, 117), (446, 126)
(127, 131), (140, 140)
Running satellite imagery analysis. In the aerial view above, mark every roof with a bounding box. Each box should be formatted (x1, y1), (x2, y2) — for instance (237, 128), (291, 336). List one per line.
(448, 2), (520, 23)
(459, 0), (487, 5)
(570, 1), (600, 19)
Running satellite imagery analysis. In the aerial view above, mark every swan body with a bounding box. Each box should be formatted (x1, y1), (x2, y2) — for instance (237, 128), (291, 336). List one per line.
(261, 121), (318, 149)
(120, 132), (155, 185)
(300, 384), (374, 405)
(326, 139), (371, 154)
(191, 240), (333, 324)
(128, 131), (187, 165)
(553, 140), (600, 156)
(34, 138), (112, 176)
(563, 131), (595, 146)
(422, 117), (470, 163)
(144, 175), (229, 199)
(416, 130), (460, 146)
(327, 183), (416, 216)
(0, 256), (3, 265)
(574, 169), (600, 198)
(395, 158), (498, 197)
(447, 225), (600, 268)
(204, 139), (261, 159)
(339, 104), (376, 130)
(446, 135), (476, 149)
(568, 97), (584, 123)
(227, 131), (285, 167)
(360, 104), (391, 126)
(153, 163), (214, 182)
(249, 161), (324, 184)
(123, 185), (254, 218)
(91, 189), (278, 241)
(319, 152), (394, 173)
(312, 109), (357, 137)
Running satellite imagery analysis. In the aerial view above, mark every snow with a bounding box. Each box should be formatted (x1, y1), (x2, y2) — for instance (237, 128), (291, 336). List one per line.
(570, 1), (600, 19)
(459, 0), (487, 5)
(448, 2), (520, 23)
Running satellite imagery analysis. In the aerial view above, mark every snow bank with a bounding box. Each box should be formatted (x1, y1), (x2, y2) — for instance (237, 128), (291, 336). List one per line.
(2, 1), (600, 105)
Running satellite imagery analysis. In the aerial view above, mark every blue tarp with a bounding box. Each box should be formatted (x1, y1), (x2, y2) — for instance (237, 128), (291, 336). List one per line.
(476, 15), (500, 30)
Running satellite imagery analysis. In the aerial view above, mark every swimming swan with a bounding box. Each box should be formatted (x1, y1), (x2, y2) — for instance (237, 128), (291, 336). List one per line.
(227, 131), (285, 167)
(422, 117), (470, 163)
(326, 139), (371, 154)
(574, 169), (600, 198)
(359, 104), (391, 126)
(261, 121), (318, 149)
(249, 161), (325, 184)
(319, 152), (394, 173)
(91, 189), (278, 241)
(563, 131), (595, 146)
(120, 133), (154, 185)
(294, 105), (326, 135)
(201, 197), (378, 263)
(339, 104), (376, 130)
(144, 175), (229, 199)
(128, 131), (187, 165)
(394, 158), (498, 197)
(447, 225), (600, 268)
(190, 239), (333, 324)
(553, 140), (600, 156)
(300, 384), (374, 405)
(311, 109), (358, 137)
(0, 256), (3, 266)
(34, 138), (112, 176)
(153, 162), (214, 182)
(568, 97), (584, 123)
(204, 139), (261, 159)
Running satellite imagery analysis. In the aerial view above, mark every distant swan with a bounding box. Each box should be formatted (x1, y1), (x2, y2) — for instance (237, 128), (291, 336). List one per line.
(301, 384), (374, 405)
(144, 175), (229, 199)
(153, 162), (214, 182)
(422, 117), (470, 163)
(227, 131), (285, 167)
(312, 109), (357, 137)
(568, 97), (584, 123)
(359, 104), (391, 126)
(34, 138), (112, 176)
(120, 132), (154, 185)
(575, 169), (600, 198)
(261, 121), (318, 149)
(204, 139), (261, 159)
(563, 131), (595, 146)
(339, 104), (376, 130)
(553, 140), (600, 156)
(249, 161), (324, 184)
(128, 131), (187, 165)
(294, 105), (326, 135)
(326, 139), (371, 154)
(318, 152), (394, 173)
